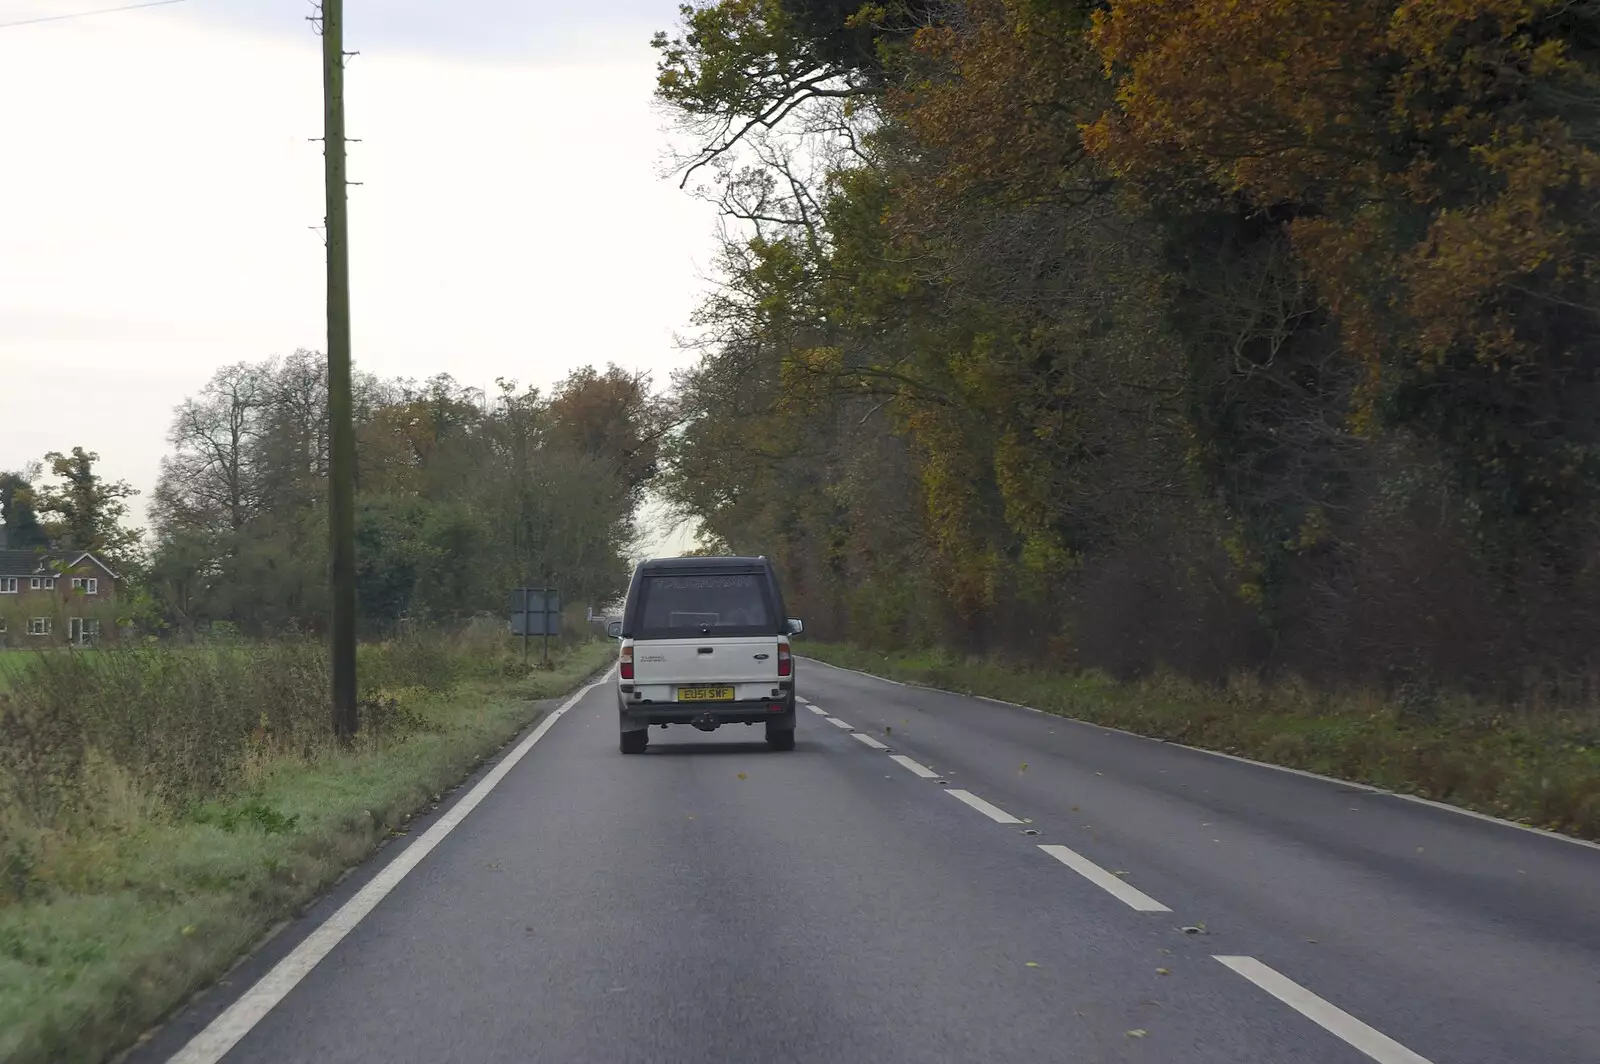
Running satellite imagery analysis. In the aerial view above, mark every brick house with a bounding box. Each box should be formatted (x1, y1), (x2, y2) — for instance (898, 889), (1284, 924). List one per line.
(0, 546), (122, 648)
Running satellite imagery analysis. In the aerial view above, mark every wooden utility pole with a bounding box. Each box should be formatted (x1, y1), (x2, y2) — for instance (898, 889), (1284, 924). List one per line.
(321, 0), (358, 741)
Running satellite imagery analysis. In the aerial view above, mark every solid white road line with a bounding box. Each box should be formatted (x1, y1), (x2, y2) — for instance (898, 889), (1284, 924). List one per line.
(1038, 844), (1171, 913)
(1388, 792), (1600, 852)
(1215, 956), (1435, 1064)
(851, 732), (889, 750)
(167, 675), (613, 1064)
(807, 704), (830, 716)
(825, 717), (855, 730)
(947, 789), (1023, 825)
(802, 656), (910, 687)
(889, 754), (940, 779)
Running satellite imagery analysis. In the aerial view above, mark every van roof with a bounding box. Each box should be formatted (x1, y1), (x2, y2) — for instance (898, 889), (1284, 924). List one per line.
(639, 555), (768, 570)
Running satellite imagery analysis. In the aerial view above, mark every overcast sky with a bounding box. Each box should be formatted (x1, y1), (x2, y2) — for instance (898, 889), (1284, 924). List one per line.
(0, 0), (715, 550)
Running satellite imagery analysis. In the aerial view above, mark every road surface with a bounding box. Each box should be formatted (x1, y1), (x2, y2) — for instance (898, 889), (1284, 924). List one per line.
(133, 658), (1600, 1064)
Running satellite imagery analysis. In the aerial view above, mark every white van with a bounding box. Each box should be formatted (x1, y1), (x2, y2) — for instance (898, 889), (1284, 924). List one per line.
(607, 556), (803, 754)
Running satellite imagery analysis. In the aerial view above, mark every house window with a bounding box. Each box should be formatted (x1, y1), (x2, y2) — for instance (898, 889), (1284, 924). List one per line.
(0, 578), (16, 594)
(69, 617), (100, 646)
(28, 617), (50, 636)
(0, 618), (6, 632)
(72, 577), (99, 595)
(41, 577), (54, 590)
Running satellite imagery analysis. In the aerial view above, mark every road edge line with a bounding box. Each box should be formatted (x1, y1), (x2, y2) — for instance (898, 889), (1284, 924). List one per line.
(800, 656), (1600, 852)
(166, 674), (611, 1064)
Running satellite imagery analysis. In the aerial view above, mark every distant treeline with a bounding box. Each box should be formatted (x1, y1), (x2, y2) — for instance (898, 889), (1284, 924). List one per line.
(2, 352), (670, 637)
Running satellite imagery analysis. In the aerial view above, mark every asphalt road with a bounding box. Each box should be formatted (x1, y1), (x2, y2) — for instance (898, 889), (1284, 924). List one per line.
(135, 658), (1600, 1064)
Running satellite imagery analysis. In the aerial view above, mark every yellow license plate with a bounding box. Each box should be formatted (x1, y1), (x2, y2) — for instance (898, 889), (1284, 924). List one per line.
(678, 686), (735, 702)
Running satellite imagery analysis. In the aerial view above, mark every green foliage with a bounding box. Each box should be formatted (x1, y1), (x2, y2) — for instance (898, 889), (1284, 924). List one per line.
(0, 472), (48, 551)
(23, 449), (141, 566)
(653, 0), (1600, 692)
(144, 354), (652, 637)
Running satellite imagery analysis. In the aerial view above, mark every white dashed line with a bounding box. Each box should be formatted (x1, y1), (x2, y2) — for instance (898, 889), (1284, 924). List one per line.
(851, 732), (889, 750)
(167, 674), (613, 1064)
(1215, 956), (1435, 1064)
(947, 789), (1023, 825)
(825, 717), (854, 730)
(889, 754), (940, 779)
(807, 704), (829, 716)
(1038, 844), (1171, 913)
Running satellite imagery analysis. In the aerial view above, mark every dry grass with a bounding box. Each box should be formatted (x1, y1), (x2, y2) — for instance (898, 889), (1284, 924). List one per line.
(0, 628), (613, 1064)
(801, 642), (1600, 841)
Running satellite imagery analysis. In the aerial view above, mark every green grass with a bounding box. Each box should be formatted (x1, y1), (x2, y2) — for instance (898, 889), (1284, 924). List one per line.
(0, 639), (613, 1064)
(801, 642), (1600, 842)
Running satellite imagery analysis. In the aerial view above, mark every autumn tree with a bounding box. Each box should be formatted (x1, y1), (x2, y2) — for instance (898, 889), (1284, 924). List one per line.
(545, 364), (673, 496)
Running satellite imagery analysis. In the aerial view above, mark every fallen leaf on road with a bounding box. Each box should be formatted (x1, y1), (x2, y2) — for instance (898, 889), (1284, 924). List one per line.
(1020, 762), (1029, 773)
(1070, 805), (1080, 812)
(1022, 828), (1039, 836)
(1126, 1029), (1148, 1039)
(884, 726), (892, 736)
(737, 772), (747, 780)
(181, 925), (195, 936)
(1024, 962), (1041, 968)
(1156, 968), (1170, 976)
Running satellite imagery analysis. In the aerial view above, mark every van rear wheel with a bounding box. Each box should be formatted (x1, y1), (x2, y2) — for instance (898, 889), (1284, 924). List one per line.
(766, 723), (795, 751)
(620, 730), (649, 755)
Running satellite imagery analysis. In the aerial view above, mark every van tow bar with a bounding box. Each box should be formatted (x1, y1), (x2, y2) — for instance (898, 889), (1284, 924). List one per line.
(691, 712), (721, 732)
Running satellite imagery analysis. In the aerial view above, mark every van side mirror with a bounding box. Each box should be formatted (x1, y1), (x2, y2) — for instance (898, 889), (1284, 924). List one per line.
(606, 620), (623, 639)
(786, 618), (804, 637)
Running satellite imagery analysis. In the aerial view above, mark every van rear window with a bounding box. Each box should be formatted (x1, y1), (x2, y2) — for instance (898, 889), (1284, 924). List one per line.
(636, 573), (774, 638)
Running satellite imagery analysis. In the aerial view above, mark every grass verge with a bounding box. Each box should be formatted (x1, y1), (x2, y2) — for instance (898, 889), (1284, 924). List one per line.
(801, 642), (1600, 842)
(0, 638), (613, 1064)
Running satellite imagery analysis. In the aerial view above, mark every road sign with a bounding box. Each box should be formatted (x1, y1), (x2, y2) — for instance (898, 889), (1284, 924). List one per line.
(508, 587), (561, 663)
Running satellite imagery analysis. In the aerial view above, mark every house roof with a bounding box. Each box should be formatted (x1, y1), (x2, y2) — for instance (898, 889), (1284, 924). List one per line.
(0, 549), (121, 580)
(69, 552), (121, 580)
(0, 550), (51, 576)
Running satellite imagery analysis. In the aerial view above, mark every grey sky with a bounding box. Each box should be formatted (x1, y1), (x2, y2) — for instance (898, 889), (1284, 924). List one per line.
(180, 0), (674, 62)
(1, 0), (711, 554)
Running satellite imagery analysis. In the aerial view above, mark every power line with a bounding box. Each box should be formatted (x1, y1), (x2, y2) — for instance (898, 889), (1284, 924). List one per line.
(0, 0), (189, 31)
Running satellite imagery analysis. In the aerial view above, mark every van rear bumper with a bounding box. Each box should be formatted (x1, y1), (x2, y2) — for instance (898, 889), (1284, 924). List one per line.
(620, 696), (796, 732)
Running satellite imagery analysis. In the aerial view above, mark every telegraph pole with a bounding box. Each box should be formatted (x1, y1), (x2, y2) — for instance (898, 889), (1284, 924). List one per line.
(321, 0), (358, 742)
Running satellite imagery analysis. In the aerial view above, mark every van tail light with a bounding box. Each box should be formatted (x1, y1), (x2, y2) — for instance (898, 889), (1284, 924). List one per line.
(620, 645), (634, 681)
(777, 641), (792, 677)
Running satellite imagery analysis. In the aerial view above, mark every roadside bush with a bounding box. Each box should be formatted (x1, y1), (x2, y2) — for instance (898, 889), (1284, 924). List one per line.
(0, 623), (539, 842)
